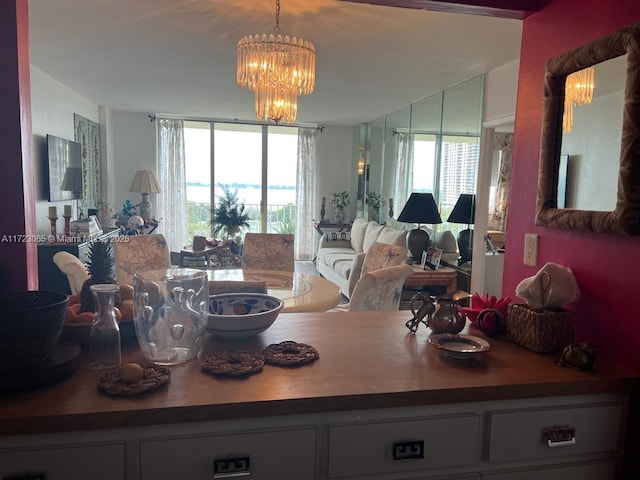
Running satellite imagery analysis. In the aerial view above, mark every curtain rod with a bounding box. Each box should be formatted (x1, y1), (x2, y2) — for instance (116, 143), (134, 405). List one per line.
(148, 114), (324, 131)
(392, 128), (480, 138)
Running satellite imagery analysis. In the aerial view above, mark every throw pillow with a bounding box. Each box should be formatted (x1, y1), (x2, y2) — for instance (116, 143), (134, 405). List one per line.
(350, 217), (368, 253)
(377, 226), (408, 248)
(325, 231), (351, 242)
(362, 221), (386, 252)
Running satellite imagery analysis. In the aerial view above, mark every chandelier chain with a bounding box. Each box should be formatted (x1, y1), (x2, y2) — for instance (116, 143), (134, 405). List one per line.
(274, 0), (281, 36)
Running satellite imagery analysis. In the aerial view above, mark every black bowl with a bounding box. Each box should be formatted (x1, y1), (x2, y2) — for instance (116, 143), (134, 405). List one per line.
(0, 291), (69, 370)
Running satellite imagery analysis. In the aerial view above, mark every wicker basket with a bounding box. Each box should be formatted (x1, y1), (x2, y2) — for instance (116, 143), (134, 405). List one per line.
(506, 303), (574, 353)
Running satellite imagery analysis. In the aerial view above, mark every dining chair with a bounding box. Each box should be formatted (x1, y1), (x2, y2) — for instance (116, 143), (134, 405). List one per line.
(241, 233), (295, 271)
(53, 251), (89, 295)
(361, 241), (409, 276)
(334, 264), (414, 312)
(113, 234), (172, 286)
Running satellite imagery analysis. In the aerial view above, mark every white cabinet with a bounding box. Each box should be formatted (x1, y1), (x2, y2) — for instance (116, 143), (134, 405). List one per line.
(140, 427), (316, 480)
(487, 403), (623, 463)
(328, 414), (480, 478)
(0, 443), (125, 480)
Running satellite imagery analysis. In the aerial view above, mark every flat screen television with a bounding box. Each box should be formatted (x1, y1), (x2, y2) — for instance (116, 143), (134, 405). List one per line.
(47, 134), (83, 201)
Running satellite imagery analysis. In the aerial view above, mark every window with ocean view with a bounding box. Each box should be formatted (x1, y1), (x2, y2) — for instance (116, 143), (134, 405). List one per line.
(184, 121), (298, 240)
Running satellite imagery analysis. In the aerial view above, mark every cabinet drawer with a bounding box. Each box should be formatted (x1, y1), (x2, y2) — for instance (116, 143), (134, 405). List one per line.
(140, 427), (315, 480)
(328, 414), (480, 478)
(482, 460), (616, 480)
(487, 403), (622, 463)
(0, 443), (124, 480)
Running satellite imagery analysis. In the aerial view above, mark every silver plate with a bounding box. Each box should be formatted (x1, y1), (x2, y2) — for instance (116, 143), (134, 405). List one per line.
(428, 333), (491, 359)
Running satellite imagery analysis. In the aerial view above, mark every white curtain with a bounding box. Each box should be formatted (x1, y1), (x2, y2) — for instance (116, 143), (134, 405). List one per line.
(295, 128), (319, 260)
(392, 132), (414, 217)
(157, 118), (187, 253)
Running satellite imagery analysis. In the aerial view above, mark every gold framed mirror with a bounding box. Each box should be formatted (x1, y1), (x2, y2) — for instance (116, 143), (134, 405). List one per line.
(536, 22), (640, 234)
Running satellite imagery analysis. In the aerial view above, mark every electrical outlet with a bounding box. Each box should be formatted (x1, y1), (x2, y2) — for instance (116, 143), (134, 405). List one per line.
(524, 233), (538, 266)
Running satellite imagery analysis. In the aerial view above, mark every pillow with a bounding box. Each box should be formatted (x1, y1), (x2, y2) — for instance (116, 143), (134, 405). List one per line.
(434, 230), (458, 253)
(325, 231), (351, 242)
(377, 226), (408, 248)
(362, 221), (386, 252)
(350, 217), (368, 253)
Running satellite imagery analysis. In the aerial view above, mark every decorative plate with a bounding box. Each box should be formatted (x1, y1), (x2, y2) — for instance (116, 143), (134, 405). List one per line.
(428, 333), (491, 359)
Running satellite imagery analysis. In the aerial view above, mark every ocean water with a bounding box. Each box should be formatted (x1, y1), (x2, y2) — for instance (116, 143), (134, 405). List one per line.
(187, 185), (296, 207)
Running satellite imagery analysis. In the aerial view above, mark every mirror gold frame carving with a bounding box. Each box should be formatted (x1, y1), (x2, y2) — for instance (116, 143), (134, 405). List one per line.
(536, 23), (640, 234)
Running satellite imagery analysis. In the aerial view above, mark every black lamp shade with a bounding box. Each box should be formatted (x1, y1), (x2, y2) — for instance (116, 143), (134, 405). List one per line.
(447, 194), (476, 265)
(447, 194), (476, 225)
(397, 193), (443, 225)
(397, 193), (442, 261)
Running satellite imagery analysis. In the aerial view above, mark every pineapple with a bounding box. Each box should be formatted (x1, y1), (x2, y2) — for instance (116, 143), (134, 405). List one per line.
(79, 239), (121, 313)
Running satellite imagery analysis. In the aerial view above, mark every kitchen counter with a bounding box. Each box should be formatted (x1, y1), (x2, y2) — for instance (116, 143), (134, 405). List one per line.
(1, 311), (637, 437)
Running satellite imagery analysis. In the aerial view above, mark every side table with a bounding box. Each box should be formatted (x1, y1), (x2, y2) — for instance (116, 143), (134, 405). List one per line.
(400, 265), (458, 309)
(179, 246), (218, 268)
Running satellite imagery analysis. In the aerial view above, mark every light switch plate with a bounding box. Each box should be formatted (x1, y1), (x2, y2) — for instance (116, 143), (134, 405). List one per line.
(524, 233), (538, 266)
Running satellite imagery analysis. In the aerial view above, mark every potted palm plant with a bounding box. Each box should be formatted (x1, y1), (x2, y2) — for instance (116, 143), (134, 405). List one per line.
(211, 185), (251, 254)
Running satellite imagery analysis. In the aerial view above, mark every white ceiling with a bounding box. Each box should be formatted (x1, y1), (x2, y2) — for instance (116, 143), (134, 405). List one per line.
(28, 0), (523, 126)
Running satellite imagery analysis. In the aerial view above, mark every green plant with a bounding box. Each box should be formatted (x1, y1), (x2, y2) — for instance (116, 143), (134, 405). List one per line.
(79, 240), (120, 313)
(330, 191), (351, 209)
(366, 191), (384, 209)
(211, 184), (251, 237)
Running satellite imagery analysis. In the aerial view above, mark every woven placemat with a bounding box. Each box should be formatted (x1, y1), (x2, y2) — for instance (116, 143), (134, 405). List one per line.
(202, 351), (265, 377)
(97, 364), (170, 396)
(262, 341), (319, 367)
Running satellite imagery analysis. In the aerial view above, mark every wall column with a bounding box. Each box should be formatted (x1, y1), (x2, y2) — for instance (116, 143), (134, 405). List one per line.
(0, 0), (37, 291)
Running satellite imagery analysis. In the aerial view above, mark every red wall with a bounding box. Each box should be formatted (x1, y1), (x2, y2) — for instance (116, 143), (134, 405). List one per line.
(505, 0), (640, 371)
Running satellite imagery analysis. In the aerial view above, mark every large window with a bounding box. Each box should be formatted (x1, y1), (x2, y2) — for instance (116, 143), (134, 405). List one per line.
(184, 122), (298, 240)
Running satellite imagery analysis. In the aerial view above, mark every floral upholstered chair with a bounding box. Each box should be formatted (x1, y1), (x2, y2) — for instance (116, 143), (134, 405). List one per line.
(113, 234), (172, 286)
(241, 233), (295, 271)
(360, 241), (409, 276)
(334, 264), (414, 312)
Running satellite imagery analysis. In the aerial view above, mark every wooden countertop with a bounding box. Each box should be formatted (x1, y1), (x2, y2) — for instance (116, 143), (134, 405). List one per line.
(1, 311), (637, 436)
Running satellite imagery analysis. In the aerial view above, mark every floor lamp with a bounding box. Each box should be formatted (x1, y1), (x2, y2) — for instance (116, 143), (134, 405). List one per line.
(397, 193), (443, 262)
(447, 193), (476, 265)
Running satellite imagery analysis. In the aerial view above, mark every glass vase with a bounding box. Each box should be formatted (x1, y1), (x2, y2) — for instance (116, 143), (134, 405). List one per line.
(89, 284), (121, 370)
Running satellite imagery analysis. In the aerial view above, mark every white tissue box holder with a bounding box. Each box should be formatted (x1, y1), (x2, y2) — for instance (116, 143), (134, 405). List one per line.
(506, 304), (574, 353)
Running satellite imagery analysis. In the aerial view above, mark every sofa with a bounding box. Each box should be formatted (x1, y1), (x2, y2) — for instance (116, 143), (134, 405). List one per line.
(316, 218), (459, 298)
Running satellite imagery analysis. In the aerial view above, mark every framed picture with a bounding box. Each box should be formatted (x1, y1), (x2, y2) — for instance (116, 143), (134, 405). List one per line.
(425, 247), (443, 270)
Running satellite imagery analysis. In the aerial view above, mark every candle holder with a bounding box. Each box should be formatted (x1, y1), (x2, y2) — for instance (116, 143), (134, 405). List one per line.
(48, 216), (58, 238)
(63, 215), (72, 237)
(320, 203), (326, 221)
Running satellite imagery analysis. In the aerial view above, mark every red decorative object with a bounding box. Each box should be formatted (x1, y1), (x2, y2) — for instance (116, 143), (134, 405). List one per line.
(463, 293), (511, 325)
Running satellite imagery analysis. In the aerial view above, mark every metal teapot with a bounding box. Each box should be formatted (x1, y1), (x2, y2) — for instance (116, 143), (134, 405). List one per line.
(406, 292), (468, 334)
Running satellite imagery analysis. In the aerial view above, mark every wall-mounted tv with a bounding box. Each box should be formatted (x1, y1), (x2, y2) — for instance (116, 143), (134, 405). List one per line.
(47, 134), (83, 201)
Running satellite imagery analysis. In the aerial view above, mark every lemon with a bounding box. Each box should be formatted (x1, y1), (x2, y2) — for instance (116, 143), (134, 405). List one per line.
(119, 363), (144, 383)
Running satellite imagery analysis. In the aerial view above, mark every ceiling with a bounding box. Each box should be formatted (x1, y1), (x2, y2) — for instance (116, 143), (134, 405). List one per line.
(28, 0), (523, 126)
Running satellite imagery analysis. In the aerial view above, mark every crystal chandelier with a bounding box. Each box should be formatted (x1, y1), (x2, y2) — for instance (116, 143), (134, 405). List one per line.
(237, 0), (316, 124)
(563, 66), (595, 133)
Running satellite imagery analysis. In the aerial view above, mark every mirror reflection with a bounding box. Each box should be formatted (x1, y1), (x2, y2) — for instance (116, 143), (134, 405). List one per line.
(560, 55), (626, 211)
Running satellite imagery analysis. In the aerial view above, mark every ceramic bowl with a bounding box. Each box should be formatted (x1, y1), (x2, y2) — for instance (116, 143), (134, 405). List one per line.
(207, 293), (283, 336)
(0, 291), (68, 370)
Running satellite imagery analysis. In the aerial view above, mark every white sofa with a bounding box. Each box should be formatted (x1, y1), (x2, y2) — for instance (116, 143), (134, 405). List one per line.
(316, 218), (458, 299)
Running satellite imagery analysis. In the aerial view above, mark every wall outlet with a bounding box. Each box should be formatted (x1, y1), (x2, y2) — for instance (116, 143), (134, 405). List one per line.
(524, 233), (538, 266)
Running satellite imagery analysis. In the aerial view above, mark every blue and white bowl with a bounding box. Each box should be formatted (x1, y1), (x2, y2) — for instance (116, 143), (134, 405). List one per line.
(207, 293), (283, 338)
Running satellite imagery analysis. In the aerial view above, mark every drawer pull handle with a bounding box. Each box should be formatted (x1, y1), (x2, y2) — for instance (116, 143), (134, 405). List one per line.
(213, 456), (250, 478)
(544, 426), (576, 448)
(392, 440), (425, 460)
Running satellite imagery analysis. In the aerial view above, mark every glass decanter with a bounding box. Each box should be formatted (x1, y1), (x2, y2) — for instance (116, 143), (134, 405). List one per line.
(89, 284), (121, 370)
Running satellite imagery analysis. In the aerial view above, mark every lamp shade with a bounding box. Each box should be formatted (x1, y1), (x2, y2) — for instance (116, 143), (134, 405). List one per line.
(129, 170), (161, 194)
(397, 193), (443, 225)
(447, 194), (476, 225)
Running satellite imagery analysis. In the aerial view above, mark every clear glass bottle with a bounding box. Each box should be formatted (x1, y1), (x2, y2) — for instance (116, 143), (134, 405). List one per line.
(89, 284), (121, 370)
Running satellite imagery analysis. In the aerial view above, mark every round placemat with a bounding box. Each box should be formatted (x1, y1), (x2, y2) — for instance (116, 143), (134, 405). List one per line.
(262, 341), (319, 367)
(97, 364), (170, 396)
(202, 351), (265, 377)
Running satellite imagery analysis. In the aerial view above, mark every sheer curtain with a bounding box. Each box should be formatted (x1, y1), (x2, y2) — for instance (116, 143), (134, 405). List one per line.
(392, 132), (414, 218)
(489, 132), (514, 231)
(157, 118), (187, 252)
(295, 128), (318, 260)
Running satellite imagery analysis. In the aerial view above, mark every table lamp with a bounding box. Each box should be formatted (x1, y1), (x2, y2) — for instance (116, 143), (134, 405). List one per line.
(447, 193), (476, 265)
(397, 193), (443, 262)
(129, 170), (162, 221)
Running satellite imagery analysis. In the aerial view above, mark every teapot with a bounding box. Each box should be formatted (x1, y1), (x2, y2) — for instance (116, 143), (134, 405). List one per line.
(407, 293), (467, 334)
